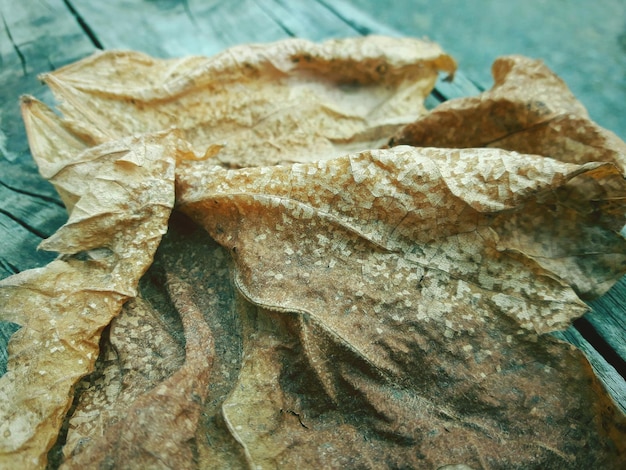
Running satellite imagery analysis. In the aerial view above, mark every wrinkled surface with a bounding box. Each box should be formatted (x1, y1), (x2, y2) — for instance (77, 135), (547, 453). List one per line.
(1, 37), (626, 469)
(0, 126), (178, 467)
(60, 276), (214, 469)
(389, 55), (626, 174)
(177, 146), (626, 468)
(388, 55), (626, 299)
(42, 36), (455, 168)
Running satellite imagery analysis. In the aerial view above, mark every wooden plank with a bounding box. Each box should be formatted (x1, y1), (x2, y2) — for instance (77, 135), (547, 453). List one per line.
(0, 0), (95, 258)
(0, 213), (56, 279)
(252, 0), (361, 40)
(1, 0), (95, 160)
(552, 328), (626, 415)
(0, 176), (67, 238)
(66, 0), (393, 57)
(0, 3), (93, 248)
(314, 0), (399, 36)
(0, 0), (94, 209)
(68, 0), (290, 56)
(587, 277), (626, 364)
(0, 183), (66, 277)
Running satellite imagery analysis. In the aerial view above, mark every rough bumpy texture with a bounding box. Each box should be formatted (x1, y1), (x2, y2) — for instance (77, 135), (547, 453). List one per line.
(389, 55), (626, 174)
(177, 146), (626, 468)
(1, 38), (625, 469)
(41, 36), (455, 168)
(0, 125), (179, 467)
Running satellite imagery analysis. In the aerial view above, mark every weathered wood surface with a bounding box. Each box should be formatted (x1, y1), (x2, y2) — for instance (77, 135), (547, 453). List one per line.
(346, 0), (626, 142)
(1, 0), (624, 410)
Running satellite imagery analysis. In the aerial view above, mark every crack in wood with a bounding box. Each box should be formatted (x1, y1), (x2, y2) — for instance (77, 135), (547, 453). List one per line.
(0, 206), (49, 240)
(574, 316), (626, 381)
(251, 0), (295, 37)
(0, 179), (65, 209)
(62, 0), (103, 49)
(0, 259), (19, 277)
(0, 321), (21, 377)
(1, 13), (27, 75)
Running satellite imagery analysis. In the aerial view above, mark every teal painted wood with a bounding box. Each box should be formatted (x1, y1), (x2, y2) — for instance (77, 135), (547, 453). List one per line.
(0, 0), (624, 412)
(342, 0), (626, 141)
(0, 0), (98, 379)
(588, 277), (626, 363)
(67, 0), (376, 54)
(553, 327), (626, 415)
(67, 0), (285, 57)
(0, 0), (96, 277)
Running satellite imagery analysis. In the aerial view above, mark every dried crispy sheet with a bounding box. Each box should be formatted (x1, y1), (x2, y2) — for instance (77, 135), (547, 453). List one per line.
(389, 55), (626, 297)
(176, 146), (626, 467)
(2, 38), (626, 469)
(389, 55), (626, 173)
(40, 36), (455, 167)
(60, 278), (214, 470)
(59, 296), (187, 465)
(0, 120), (179, 466)
(52, 213), (246, 469)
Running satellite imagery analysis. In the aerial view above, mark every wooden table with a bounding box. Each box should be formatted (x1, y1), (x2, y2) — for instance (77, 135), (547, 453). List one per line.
(1, 0), (625, 414)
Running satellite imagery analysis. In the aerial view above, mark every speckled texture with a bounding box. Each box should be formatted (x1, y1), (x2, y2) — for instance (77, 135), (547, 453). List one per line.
(177, 146), (626, 467)
(2, 35), (626, 468)
(0, 131), (178, 468)
(390, 55), (626, 175)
